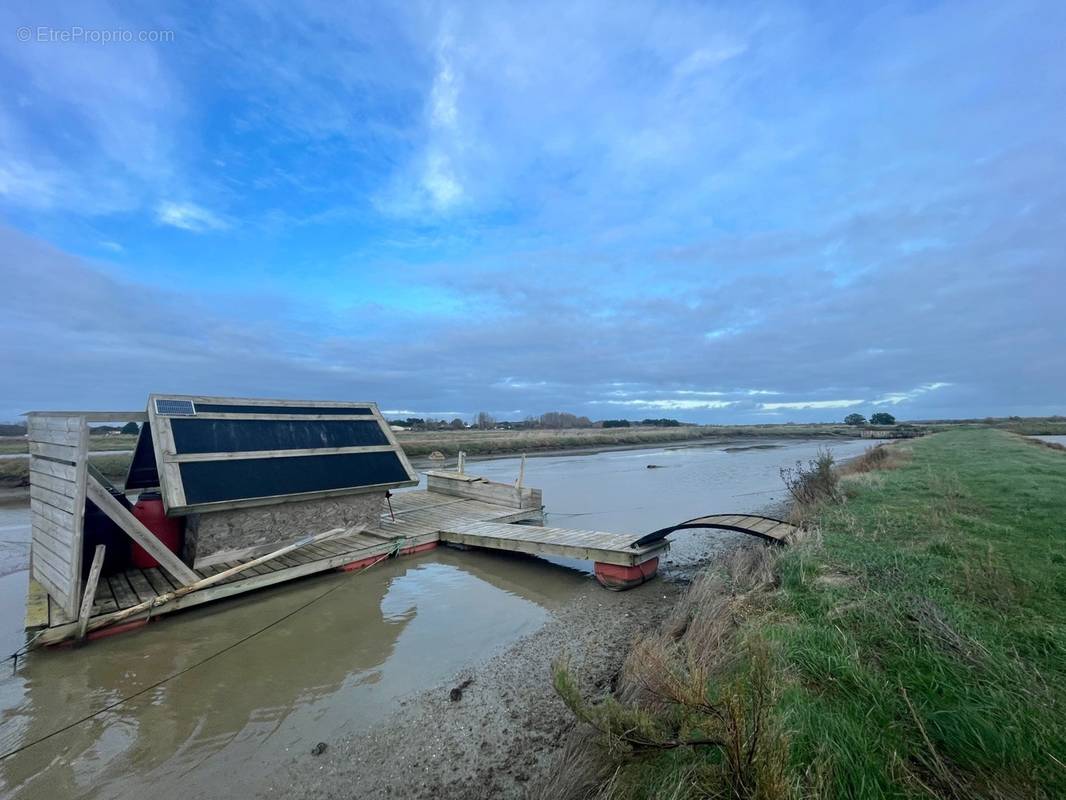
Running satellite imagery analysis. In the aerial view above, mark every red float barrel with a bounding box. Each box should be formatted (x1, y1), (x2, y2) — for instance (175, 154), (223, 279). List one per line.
(130, 491), (185, 569)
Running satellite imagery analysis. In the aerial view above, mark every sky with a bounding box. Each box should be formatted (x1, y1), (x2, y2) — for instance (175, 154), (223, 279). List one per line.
(0, 1), (1063, 424)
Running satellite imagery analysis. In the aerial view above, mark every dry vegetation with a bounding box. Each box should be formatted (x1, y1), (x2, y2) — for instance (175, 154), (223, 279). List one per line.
(396, 424), (863, 459)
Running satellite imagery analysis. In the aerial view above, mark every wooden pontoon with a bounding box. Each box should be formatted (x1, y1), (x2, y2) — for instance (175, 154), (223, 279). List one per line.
(23, 395), (798, 648)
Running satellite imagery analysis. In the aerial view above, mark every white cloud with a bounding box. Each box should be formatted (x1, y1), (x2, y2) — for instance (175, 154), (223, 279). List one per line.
(0, 160), (61, 209)
(382, 409), (465, 418)
(422, 153), (463, 209)
(760, 399), (864, 411)
(599, 398), (737, 410)
(156, 201), (228, 232)
(872, 382), (952, 405)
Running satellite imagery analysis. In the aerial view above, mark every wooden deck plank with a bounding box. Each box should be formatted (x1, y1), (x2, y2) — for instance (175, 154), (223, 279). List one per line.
(108, 574), (141, 610)
(439, 521), (667, 567)
(126, 571), (159, 604)
(91, 579), (119, 616)
(142, 568), (175, 595)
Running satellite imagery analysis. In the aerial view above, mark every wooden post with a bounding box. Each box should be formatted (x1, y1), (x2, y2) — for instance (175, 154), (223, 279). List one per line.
(76, 545), (106, 642)
(457, 451), (466, 475)
(516, 453), (526, 489)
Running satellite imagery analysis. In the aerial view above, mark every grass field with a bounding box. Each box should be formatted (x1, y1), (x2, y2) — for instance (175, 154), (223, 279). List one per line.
(395, 423), (860, 458)
(0, 453), (132, 487)
(554, 430), (1066, 799)
(0, 434), (139, 455)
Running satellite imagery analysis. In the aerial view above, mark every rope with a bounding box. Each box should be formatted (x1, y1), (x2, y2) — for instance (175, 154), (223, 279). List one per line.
(0, 545), (398, 762)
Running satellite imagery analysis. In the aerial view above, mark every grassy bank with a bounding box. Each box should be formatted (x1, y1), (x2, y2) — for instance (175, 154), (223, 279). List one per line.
(552, 430), (1066, 799)
(396, 424), (860, 458)
(0, 453), (132, 488)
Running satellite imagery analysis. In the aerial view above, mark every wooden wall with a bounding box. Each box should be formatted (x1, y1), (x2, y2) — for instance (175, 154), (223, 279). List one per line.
(27, 414), (89, 620)
(425, 470), (542, 510)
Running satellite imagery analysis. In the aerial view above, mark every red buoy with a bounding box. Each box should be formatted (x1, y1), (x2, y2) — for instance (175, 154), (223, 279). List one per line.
(130, 492), (185, 569)
(594, 557), (659, 591)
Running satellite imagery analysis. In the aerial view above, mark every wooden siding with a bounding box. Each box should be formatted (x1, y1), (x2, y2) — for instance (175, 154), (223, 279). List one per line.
(27, 415), (88, 620)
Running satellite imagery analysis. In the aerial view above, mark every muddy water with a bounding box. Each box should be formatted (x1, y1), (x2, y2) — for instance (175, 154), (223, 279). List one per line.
(466, 437), (873, 569)
(1030, 434), (1066, 446)
(0, 437), (871, 799)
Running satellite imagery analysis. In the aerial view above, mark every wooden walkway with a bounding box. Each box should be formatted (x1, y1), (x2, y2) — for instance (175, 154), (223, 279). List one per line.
(26, 490), (542, 645)
(439, 521), (667, 566)
(633, 513), (799, 547)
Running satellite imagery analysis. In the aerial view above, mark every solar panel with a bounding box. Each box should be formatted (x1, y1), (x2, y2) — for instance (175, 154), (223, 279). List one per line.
(155, 398), (196, 416)
(146, 394), (418, 514)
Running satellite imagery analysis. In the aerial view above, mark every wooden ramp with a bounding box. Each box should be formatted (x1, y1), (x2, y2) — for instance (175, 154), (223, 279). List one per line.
(439, 520), (668, 567)
(633, 513), (799, 547)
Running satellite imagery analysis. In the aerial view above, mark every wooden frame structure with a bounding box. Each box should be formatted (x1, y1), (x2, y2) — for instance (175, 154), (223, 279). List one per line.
(142, 394), (419, 515)
(27, 411), (150, 619)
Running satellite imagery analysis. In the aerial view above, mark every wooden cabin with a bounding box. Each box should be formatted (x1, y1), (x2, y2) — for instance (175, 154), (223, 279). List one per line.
(27, 395), (420, 624)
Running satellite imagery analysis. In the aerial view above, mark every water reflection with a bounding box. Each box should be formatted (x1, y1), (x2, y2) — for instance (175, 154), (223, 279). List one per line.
(0, 436), (874, 799)
(0, 548), (581, 799)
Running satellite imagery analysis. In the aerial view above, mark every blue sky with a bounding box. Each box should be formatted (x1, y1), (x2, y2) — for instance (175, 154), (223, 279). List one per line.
(1, 1), (1063, 422)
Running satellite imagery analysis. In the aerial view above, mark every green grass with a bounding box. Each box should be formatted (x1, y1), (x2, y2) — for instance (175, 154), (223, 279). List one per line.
(0, 453), (132, 487)
(573, 430), (1066, 799)
(772, 430), (1066, 798)
(0, 434), (139, 455)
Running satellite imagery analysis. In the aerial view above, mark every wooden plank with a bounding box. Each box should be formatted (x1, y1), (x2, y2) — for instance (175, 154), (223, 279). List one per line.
(108, 575), (140, 610)
(86, 477), (199, 586)
(126, 571), (159, 604)
(30, 472), (78, 499)
(142, 568), (176, 595)
(91, 581), (119, 616)
(30, 485), (76, 514)
(438, 521), (667, 567)
(25, 578), (50, 630)
(30, 529), (72, 570)
(426, 473), (542, 510)
(27, 425), (82, 447)
(31, 514), (75, 548)
(30, 498), (74, 528)
(171, 444), (397, 463)
(27, 411), (146, 422)
(34, 572), (68, 625)
(76, 546), (106, 641)
(49, 596), (75, 628)
(28, 441), (78, 462)
(29, 457), (77, 482)
(32, 547), (70, 593)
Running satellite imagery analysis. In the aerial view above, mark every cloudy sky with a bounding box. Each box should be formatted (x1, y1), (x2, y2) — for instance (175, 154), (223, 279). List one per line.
(0, 1), (1062, 423)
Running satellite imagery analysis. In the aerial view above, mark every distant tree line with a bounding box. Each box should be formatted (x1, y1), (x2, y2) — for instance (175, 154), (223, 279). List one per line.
(387, 411), (686, 431)
(844, 412), (897, 426)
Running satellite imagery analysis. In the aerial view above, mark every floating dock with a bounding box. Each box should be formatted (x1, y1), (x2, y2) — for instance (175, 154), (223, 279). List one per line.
(26, 475), (670, 645)
(21, 397), (796, 649)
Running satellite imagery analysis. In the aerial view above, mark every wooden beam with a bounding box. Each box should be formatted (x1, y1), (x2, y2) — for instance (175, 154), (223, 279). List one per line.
(76, 546), (106, 642)
(85, 477), (199, 585)
(25, 411), (147, 422)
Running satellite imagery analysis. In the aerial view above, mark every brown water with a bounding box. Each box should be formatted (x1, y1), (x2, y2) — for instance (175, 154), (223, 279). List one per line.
(0, 437), (872, 799)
